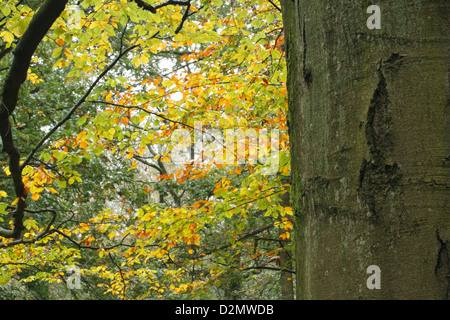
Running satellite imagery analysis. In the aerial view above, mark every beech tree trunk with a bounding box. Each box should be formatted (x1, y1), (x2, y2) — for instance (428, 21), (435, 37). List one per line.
(280, 0), (449, 299)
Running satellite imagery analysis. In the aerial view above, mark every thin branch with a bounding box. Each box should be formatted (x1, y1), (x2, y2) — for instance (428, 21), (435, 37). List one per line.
(0, 209), (57, 248)
(175, 2), (190, 34)
(0, 46), (12, 61)
(108, 252), (127, 299)
(133, 155), (164, 174)
(267, 0), (281, 13)
(89, 100), (194, 130)
(90, 100), (225, 149)
(54, 230), (131, 251)
(20, 44), (139, 170)
(240, 266), (296, 274)
(200, 225), (274, 258)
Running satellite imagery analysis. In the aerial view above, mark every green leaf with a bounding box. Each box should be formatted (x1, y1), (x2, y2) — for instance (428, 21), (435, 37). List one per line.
(77, 116), (88, 126)
(0, 203), (8, 215)
(58, 179), (67, 189)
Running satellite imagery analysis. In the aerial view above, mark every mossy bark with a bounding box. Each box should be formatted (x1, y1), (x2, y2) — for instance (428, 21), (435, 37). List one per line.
(280, 0), (449, 299)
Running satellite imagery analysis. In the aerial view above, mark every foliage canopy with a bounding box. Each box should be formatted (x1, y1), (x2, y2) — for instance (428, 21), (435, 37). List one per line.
(0, 0), (291, 299)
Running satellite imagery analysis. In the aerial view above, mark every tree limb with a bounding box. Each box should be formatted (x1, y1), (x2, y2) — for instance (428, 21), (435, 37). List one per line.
(132, 0), (156, 13)
(0, 208), (57, 248)
(0, 0), (68, 240)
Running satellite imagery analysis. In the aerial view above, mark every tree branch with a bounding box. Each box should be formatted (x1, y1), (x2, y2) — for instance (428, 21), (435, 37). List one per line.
(132, 0), (191, 13)
(20, 44), (139, 170)
(240, 266), (296, 274)
(0, 0), (68, 240)
(0, 208), (57, 248)
(89, 100), (195, 130)
(267, 0), (281, 13)
(131, 0), (156, 13)
(154, 0), (191, 9)
(175, 2), (190, 34)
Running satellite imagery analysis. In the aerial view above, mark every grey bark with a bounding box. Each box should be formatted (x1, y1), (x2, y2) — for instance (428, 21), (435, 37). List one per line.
(281, 0), (449, 299)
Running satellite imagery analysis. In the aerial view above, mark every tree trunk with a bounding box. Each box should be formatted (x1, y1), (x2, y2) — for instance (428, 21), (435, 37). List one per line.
(280, 0), (449, 299)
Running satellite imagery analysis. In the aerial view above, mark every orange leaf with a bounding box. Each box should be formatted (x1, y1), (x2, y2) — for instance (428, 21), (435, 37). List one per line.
(55, 38), (64, 46)
(46, 187), (58, 194)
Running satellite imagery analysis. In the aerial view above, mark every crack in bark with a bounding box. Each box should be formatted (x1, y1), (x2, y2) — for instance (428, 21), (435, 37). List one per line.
(435, 230), (449, 299)
(358, 59), (402, 217)
(299, 9), (311, 84)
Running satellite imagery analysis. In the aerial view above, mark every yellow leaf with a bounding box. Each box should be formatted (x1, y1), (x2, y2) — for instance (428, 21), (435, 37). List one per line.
(140, 54), (149, 65)
(1, 31), (14, 44)
(0, 191), (7, 198)
(32, 193), (40, 201)
(11, 197), (19, 206)
(46, 187), (58, 194)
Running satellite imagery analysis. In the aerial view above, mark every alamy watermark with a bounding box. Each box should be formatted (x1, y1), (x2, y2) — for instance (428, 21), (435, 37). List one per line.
(366, 265), (381, 290)
(66, 265), (81, 290)
(170, 122), (280, 175)
(367, 5), (381, 30)
(66, 5), (83, 30)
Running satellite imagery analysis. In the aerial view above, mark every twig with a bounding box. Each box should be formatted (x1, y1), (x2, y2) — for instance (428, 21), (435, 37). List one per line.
(267, 0), (281, 13)
(20, 44), (139, 170)
(175, 2), (190, 34)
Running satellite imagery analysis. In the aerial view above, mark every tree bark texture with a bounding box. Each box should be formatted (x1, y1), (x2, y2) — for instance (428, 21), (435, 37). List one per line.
(280, 0), (449, 299)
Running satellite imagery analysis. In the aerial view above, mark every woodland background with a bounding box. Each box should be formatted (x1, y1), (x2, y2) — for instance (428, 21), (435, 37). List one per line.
(0, 0), (293, 300)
